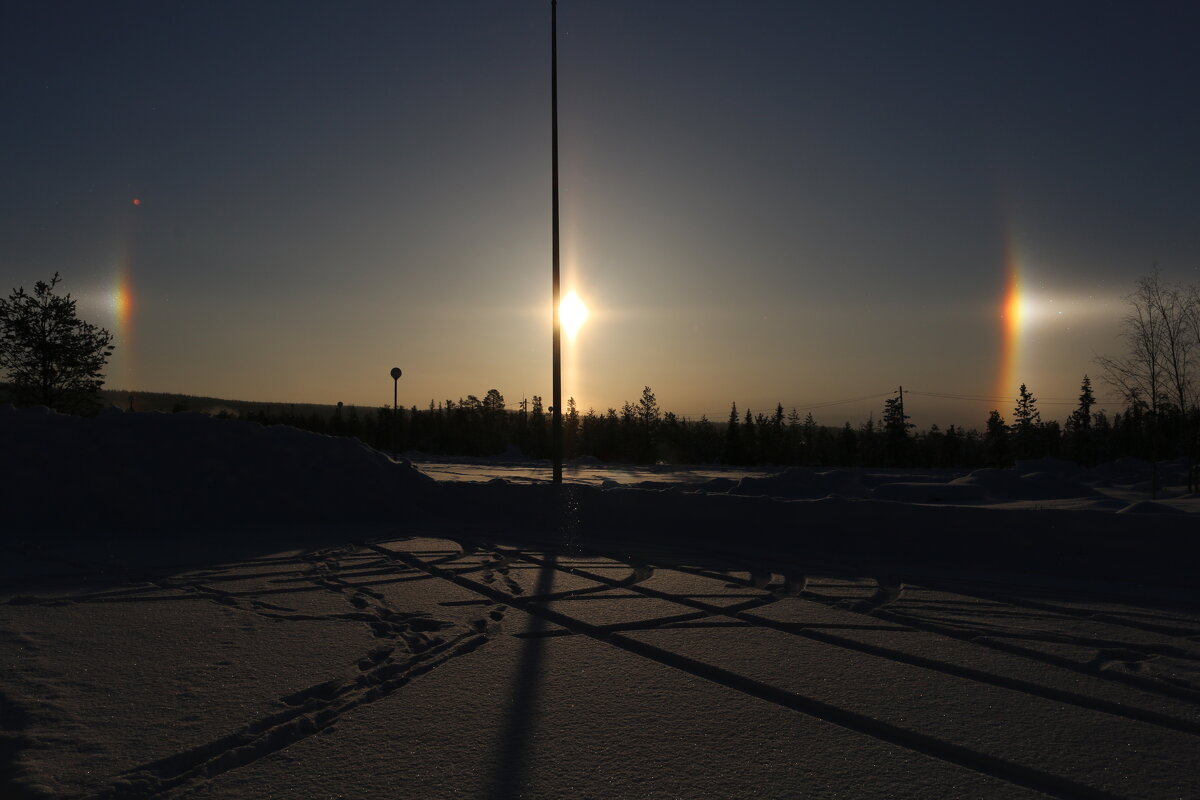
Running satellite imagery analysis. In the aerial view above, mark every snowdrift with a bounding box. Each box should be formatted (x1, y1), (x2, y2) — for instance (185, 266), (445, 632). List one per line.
(2, 405), (439, 536)
(440, 479), (1199, 589)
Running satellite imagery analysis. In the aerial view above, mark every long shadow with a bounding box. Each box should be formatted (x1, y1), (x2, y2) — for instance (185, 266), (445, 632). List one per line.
(488, 553), (558, 800)
(0, 690), (49, 800)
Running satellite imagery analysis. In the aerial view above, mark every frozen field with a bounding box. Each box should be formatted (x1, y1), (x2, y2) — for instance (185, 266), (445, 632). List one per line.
(3, 406), (1199, 798)
(407, 454), (779, 487)
(408, 454), (1200, 516)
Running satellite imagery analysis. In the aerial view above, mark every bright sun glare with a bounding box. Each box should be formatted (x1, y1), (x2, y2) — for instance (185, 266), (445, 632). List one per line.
(561, 291), (588, 339)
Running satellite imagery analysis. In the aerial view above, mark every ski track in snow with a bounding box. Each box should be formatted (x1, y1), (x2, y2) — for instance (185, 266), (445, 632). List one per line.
(3, 535), (1199, 799)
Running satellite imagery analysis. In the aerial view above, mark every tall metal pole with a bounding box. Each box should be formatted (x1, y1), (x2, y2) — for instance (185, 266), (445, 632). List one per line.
(550, 0), (563, 485)
(390, 367), (402, 456)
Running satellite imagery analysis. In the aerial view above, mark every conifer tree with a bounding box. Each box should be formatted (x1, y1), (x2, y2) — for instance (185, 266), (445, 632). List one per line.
(742, 408), (757, 463)
(1067, 375), (1096, 465)
(985, 410), (1009, 466)
(881, 395), (909, 436)
(0, 273), (114, 414)
(564, 396), (580, 457)
(1011, 384), (1041, 459)
(723, 402), (740, 464)
(530, 395), (546, 457)
(1069, 375), (1095, 432)
(881, 388), (912, 465)
(636, 386), (660, 463)
(637, 386), (660, 428)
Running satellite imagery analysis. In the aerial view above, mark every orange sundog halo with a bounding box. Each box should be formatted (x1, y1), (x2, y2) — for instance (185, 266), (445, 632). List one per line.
(113, 278), (132, 324)
(996, 240), (1022, 405)
(112, 258), (135, 390)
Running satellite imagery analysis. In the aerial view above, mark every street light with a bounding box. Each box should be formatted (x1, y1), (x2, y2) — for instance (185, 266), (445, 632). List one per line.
(390, 367), (402, 456)
(550, 0), (563, 485)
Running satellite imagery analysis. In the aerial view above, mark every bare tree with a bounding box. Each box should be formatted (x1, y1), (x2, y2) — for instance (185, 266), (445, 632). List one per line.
(1153, 277), (1199, 493)
(1150, 276), (1197, 419)
(1098, 270), (1199, 495)
(1188, 283), (1200, 490)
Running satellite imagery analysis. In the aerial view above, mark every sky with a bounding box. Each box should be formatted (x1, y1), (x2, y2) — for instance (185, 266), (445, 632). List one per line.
(3, 1), (1199, 429)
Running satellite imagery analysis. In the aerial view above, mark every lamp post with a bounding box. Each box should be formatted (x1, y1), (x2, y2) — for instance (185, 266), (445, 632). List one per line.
(390, 367), (402, 456)
(550, 0), (563, 485)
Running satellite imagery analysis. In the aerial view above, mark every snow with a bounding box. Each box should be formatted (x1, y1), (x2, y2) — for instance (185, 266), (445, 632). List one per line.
(411, 451), (1199, 516)
(408, 451), (779, 489)
(3, 404), (440, 537)
(2, 405), (1199, 798)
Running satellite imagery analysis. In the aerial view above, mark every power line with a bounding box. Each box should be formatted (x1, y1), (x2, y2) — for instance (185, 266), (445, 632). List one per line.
(672, 391), (896, 419)
(908, 390), (1122, 406)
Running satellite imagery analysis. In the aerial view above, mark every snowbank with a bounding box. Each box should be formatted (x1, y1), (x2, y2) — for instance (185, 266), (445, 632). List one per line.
(442, 478), (1200, 588)
(727, 467), (868, 499)
(2, 405), (439, 536)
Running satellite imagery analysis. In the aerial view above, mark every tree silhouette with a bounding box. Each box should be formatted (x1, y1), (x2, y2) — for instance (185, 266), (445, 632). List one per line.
(742, 408), (757, 464)
(1097, 271), (1173, 495)
(1011, 384), (1041, 460)
(636, 386), (660, 462)
(881, 388), (912, 465)
(723, 402), (740, 464)
(529, 395), (546, 457)
(0, 273), (114, 415)
(1066, 375), (1096, 465)
(564, 396), (580, 458)
(985, 410), (1008, 466)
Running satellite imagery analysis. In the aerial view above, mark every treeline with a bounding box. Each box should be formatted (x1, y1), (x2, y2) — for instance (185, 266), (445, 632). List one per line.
(231, 379), (1198, 474)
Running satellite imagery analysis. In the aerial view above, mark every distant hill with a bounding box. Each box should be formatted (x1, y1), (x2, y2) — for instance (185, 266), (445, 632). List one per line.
(0, 381), (373, 421)
(98, 388), (372, 420)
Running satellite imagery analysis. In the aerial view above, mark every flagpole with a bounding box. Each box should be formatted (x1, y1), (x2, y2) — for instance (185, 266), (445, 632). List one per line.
(550, 0), (563, 486)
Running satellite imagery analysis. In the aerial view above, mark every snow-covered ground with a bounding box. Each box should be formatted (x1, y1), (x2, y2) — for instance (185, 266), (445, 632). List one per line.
(2, 406), (1199, 798)
(408, 453), (1200, 516)
(407, 452), (780, 488)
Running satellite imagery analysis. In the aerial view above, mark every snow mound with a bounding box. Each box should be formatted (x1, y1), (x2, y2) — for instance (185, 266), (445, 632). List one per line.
(865, 467), (1097, 504)
(689, 476), (739, 493)
(946, 468), (1098, 502)
(1018, 471), (1100, 499)
(870, 482), (987, 503)
(1085, 457), (1152, 486)
(728, 467), (867, 499)
(1013, 457), (1086, 478)
(2, 405), (439, 535)
(1117, 501), (1189, 515)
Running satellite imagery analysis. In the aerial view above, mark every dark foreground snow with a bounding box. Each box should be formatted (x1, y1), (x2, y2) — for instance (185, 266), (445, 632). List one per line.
(2, 406), (1199, 798)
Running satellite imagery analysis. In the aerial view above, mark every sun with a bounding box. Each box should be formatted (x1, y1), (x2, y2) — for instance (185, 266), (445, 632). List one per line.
(560, 291), (588, 339)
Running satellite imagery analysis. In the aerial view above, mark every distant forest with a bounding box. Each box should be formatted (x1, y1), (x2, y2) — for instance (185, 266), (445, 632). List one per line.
(110, 377), (1180, 475)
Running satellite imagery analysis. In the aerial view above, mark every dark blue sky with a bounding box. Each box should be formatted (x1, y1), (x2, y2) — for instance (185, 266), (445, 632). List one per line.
(3, 1), (1198, 426)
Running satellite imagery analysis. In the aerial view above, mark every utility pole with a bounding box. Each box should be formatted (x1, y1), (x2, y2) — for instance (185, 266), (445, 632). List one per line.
(550, 0), (563, 485)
